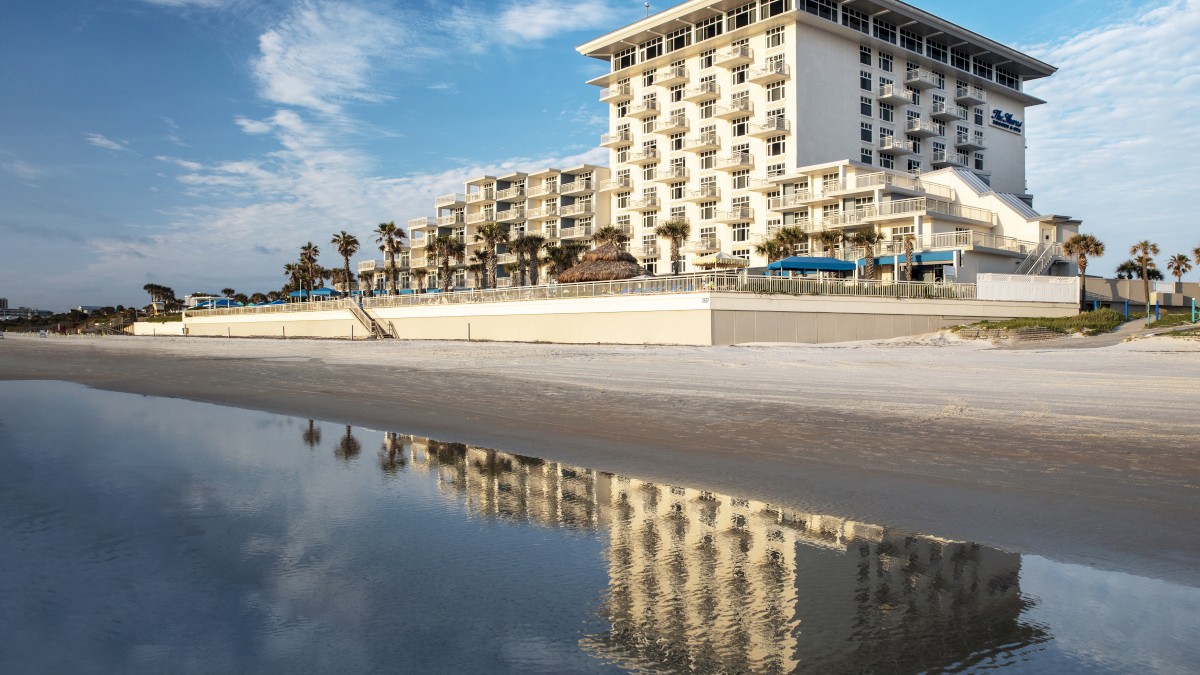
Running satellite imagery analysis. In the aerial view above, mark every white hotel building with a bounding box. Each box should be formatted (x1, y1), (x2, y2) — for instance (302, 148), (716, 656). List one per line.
(577, 0), (1079, 280)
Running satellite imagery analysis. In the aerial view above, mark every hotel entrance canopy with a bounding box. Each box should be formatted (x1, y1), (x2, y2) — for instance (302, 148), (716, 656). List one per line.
(767, 256), (856, 273)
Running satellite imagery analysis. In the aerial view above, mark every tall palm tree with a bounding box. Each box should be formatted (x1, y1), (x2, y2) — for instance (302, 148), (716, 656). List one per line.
(412, 268), (429, 293)
(299, 242), (321, 293)
(813, 230), (843, 257)
(1062, 233), (1105, 312)
(541, 245), (578, 279)
(437, 235), (466, 292)
(1130, 240), (1159, 325)
(1194, 244), (1200, 267)
(510, 233), (529, 286)
(1167, 253), (1192, 283)
(373, 222), (403, 295)
(775, 226), (807, 256)
(426, 235), (444, 290)
(523, 234), (547, 285)
(467, 258), (484, 289)
(753, 239), (786, 263)
(332, 230), (360, 297)
(654, 219), (691, 275)
(903, 234), (916, 281)
(250, 292), (268, 304)
(283, 262), (302, 293)
(1116, 260), (1139, 280)
(850, 229), (884, 279)
(474, 222), (509, 289)
(592, 224), (628, 247)
(221, 287), (236, 298)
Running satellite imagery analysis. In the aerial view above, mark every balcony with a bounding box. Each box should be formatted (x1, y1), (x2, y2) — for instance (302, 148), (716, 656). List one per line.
(599, 83), (632, 103)
(408, 234), (427, 248)
(683, 133), (721, 152)
(629, 243), (659, 258)
(683, 237), (721, 254)
(495, 207), (525, 223)
(409, 256), (428, 268)
(655, 64), (688, 86)
(559, 202), (593, 217)
(767, 193), (813, 212)
(495, 186), (525, 202)
(627, 196), (660, 211)
(749, 118), (791, 137)
(357, 260), (384, 275)
(627, 148), (660, 165)
(626, 100), (660, 119)
(437, 214), (464, 227)
(558, 225), (594, 240)
(408, 216), (436, 229)
(682, 185), (720, 202)
(435, 193), (464, 207)
(598, 176), (632, 192)
(526, 205), (558, 220)
(650, 165), (689, 183)
(955, 133), (987, 151)
(465, 211), (494, 224)
(600, 129), (632, 148)
(845, 171), (923, 193)
(651, 115), (689, 135)
(714, 99), (754, 119)
(682, 81), (720, 102)
(714, 153), (753, 171)
(749, 61), (790, 84)
(494, 252), (517, 266)
(560, 179), (594, 196)
(932, 150), (968, 168)
(904, 68), (940, 90)
(744, 178), (778, 193)
(465, 191), (493, 204)
(877, 136), (912, 155)
(714, 44), (753, 68)
(956, 85), (986, 106)
(931, 101), (968, 121)
(859, 196), (993, 224)
(877, 83), (915, 105)
(527, 183), (559, 197)
(714, 207), (753, 223)
(905, 118), (940, 137)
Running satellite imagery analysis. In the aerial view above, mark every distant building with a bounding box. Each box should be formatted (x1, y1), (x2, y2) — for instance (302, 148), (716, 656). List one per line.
(0, 306), (48, 320)
(0, 297), (8, 309)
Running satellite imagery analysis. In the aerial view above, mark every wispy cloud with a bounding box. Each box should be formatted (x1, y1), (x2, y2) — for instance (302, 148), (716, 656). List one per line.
(85, 133), (130, 151)
(441, 0), (619, 53)
(1025, 0), (1200, 268)
(1, 157), (47, 182)
(138, 0), (231, 7)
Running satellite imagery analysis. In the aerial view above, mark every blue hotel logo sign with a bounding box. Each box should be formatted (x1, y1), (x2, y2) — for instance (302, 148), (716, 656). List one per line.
(991, 109), (1024, 135)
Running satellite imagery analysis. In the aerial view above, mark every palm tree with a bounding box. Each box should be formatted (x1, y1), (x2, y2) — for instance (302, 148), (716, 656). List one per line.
(426, 235), (444, 289)
(654, 219), (691, 275)
(474, 223), (509, 289)
(282, 262), (302, 293)
(299, 242), (320, 293)
(467, 257), (484, 289)
(542, 245), (577, 279)
(593, 224), (628, 247)
(1167, 253), (1192, 283)
(221, 287), (235, 298)
(373, 222), (403, 295)
(510, 233), (529, 287)
(1130, 240), (1159, 325)
(1194, 244), (1200, 267)
(775, 226), (807, 256)
(441, 235), (466, 292)
(412, 268), (429, 293)
(250, 292), (268, 304)
(753, 239), (787, 263)
(332, 230), (360, 297)
(334, 425), (361, 463)
(1062, 233), (1105, 312)
(850, 229), (884, 279)
(523, 234), (547, 285)
(813, 229), (843, 257)
(1116, 260), (1139, 280)
(903, 234), (916, 281)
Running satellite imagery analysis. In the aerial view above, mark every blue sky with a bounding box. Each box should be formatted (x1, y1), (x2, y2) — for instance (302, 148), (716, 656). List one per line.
(2, 0), (1197, 310)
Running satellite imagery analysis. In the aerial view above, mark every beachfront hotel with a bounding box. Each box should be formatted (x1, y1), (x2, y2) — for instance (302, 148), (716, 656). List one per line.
(363, 0), (1080, 291)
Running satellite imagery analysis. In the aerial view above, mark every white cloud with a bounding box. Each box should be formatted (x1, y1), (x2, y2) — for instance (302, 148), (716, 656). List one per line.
(85, 133), (130, 151)
(441, 0), (619, 52)
(1025, 0), (1200, 270)
(1, 157), (46, 182)
(138, 0), (230, 7)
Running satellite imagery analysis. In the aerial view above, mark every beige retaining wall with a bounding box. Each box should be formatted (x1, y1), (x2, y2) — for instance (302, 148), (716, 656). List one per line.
(129, 321), (186, 336)
(184, 309), (364, 339)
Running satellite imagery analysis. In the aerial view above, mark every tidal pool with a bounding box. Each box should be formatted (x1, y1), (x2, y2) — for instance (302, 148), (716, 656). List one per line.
(0, 381), (1196, 674)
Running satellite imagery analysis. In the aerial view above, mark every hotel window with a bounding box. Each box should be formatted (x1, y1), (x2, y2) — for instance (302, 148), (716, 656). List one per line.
(975, 107), (985, 126)
(873, 18), (897, 44)
(879, 102), (894, 122)
(614, 47), (636, 70)
(907, 158), (922, 173)
(731, 65), (749, 85)
(643, 165), (656, 181)
(700, 202), (717, 220)
(846, 9), (871, 35)
(951, 48), (971, 71)
(926, 40), (948, 64)
(642, 70), (655, 87)
(642, 186), (656, 201)
(859, 45), (872, 65)
(670, 84), (685, 103)
(908, 136), (921, 153)
(700, 175), (716, 189)
(700, 226), (717, 245)
(616, 101), (629, 118)
(640, 37), (663, 61)
(878, 52), (893, 73)
(900, 29), (923, 54)
(997, 67), (1019, 90)
(975, 130), (985, 145)
(616, 147), (629, 163)
(727, 2), (756, 30)
(732, 223), (749, 242)
(616, 192), (630, 209)
(973, 58), (993, 81)
(697, 16), (723, 43)
(666, 27), (691, 52)
(766, 26), (785, 48)
(935, 121), (945, 136)
(732, 169), (750, 190)
(880, 127), (894, 141)
(767, 108), (784, 121)
(879, 153), (894, 169)
(933, 71), (946, 88)
(643, 118), (655, 134)
(860, 70), (872, 91)
(803, 0), (837, 21)
(767, 81), (785, 102)
(671, 182), (686, 200)
(670, 206), (686, 220)
(731, 195), (749, 212)
(700, 150), (716, 169)
(617, 214), (630, 230)
(860, 96), (872, 116)
(643, 258), (657, 274)
(908, 88), (920, 105)
(956, 124), (969, 140)
(642, 233), (655, 248)
(767, 135), (786, 156)
(907, 109), (921, 124)
(933, 140), (945, 156)
(616, 168), (630, 184)
(699, 48), (716, 69)
(700, 123), (716, 139)
(545, 220), (558, 237)
(642, 212), (657, 229)
(767, 163), (785, 177)
(670, 133), (685, 151)
(761, 0), (790, 19)
(732, 116), (749, 137)
(732, 142), (749, 157)
(860, 122), (872, 142)
(975, 153), (985, 171)
(700, 99), (715, 119)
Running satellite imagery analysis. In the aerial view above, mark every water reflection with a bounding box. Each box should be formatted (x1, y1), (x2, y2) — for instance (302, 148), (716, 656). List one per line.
(356, 433), (1046, 673)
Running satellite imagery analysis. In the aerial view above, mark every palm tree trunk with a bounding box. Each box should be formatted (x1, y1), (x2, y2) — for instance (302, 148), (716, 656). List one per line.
(671, 240), (681, 274)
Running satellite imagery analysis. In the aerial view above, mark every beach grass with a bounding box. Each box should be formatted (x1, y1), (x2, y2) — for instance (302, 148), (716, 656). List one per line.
(953, 308), (1128, 335)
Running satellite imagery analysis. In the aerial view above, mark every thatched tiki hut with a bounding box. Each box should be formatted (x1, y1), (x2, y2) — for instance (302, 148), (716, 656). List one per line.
(557, 242), (648, 283)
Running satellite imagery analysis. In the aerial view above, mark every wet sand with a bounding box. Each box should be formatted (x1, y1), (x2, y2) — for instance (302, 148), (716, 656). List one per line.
(2, 332), (1198, 585)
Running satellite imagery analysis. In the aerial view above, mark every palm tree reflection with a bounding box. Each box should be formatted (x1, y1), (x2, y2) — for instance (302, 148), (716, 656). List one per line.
(334, 425), (361, 463)
(378, 432), (406, 474)
(301, 419), (322, 449)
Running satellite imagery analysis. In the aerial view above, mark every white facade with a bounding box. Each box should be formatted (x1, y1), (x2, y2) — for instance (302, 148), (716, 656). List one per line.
(577, 0), (1071, 279)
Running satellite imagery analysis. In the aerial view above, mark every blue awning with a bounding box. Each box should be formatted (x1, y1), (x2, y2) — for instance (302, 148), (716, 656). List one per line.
(865, 250), (956, 266)
(767, 256), (856, 272)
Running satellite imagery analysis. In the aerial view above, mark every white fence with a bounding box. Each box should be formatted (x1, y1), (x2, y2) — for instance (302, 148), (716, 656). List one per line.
(977, 274), (1078, 303)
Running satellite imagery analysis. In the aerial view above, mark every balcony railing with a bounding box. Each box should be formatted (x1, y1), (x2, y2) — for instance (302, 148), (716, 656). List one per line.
(749, 118), (791, 137)
(495, 186), (525, 201)
(599, 83), (632, 103)
(931, 101), (968, 121)
(465, 211), (494, 224)
(526, 205), (558, 219)
(626, 100), (660, 119)
(495, 207), (525, 222)
(683, 133), (721, 152)
(629, 243), (659, 257)
(859, 197), (993, 223)
(558, 224), (594, 240)
(715, 153), (753, 170)
(877, 136), (912, 154)
(559, 202), (593, 217)
(437, 214), (465, 226)
(905, 118), (940, 137)
(932, 150), (969, 168)
(877, 83), (915, 105)
(627, 196), (659, 211)
(714, 207), (753, 223)
(904, 68), (940, 89)
(655, 64), (688, 86)
(714, 44), (753, 67)
(627, 148), (660, 165)
(357, 260), (384, 274)
(683, 237), (721, 253)
(408, 217), (435, 228)
(652, 165), (689, 182)
(600, 130), (632, 147)
(714, 99), (754, 119)
(683, 185), (720, 201)
(956, 85), (986, 105)
(749, 61), (790, 83)
(560, 179), (594, 195)
(682, 81), (720, 102)
(767, 192), (812, 211)
(955, 133), (987, 151)
(598, 176), (632, 191)
(527, 184), (559, 197)
(435, 193), (464, 205)
(465, 192), (492, 203)
(652, 116), (689, 134)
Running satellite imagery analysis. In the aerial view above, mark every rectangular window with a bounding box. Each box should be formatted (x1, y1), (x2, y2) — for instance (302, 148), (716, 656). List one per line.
(767, 163), (785, 177)
(860, 96), (872, 116)
(670, 182), (685, 200)
(642, 70), (655, 87)
(700, 99), (715, 119)
(670, 205), (686, 220)
(732, 224), (749, 242)
(859, 45), (871, 65)
(802, 0), (837, 21)
(767, 81), (785, 102)
(670, 132), (685, 151)
(700, 151), (716, 170)
(640, 37), (662, 61)
(860, 70), (872, 91)
(616, 191), (630, 209)
(975, 152), (984, 170)
(727, 2), (756, 31)
(878, 52), (892, 72)
(975, 107), (985, 126)
(873, 18), (896, 44)
(973, 58), (993, 80)
(899, 29), (922, 54)
(926, 40), (947, 64)
(666, 27), (691, 52)
(731, 169), (750, 190)
(766, 26), (785, 48)
(700, 201), (717, 220)
(997, 67), (1019, 90)
(614, 47), (636, 71)
(732, 116), (749, 137)
(731, 65), (748, 85)
(951, 48), (971, 71)
(767, 135), (786, 156)
(697, 17), (722, 43)
(642, 212), (657, 229)
(879, 153), (894, 169)
(879, 102), (894, 123)
(670, 84), (685, 103)
(845, 9), (870, 34)
(699, 48), (715, 69)
(908, 88), (920, 105)
(642, 165), (655, 181)
(908, 136), (921, 154)
(860, 122), (872, 142)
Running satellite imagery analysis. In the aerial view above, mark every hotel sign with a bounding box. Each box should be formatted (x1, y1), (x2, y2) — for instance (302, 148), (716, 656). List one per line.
(991, 109), (1023, 135)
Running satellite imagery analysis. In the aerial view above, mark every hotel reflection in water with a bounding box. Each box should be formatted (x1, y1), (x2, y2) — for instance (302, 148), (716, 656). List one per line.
(363, 428), (1045, 673)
